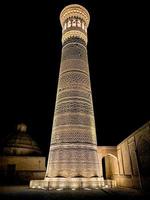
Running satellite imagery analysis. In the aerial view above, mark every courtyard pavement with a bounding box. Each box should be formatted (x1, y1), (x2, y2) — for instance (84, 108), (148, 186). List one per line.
(0, 185), (149, 200)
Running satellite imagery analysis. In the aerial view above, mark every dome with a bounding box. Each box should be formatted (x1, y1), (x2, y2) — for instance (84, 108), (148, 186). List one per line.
(2, 123), (42, 156)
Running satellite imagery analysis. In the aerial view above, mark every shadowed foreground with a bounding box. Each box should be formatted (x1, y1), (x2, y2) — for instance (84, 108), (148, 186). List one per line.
(0, 186), (150, 200)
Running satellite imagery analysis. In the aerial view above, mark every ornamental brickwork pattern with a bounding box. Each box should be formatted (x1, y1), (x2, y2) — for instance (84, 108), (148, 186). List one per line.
(45, 4), (100, 178)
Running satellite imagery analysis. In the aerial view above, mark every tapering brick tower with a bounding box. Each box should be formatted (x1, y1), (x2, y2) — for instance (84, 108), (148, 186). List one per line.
(30, 4), (102, 189)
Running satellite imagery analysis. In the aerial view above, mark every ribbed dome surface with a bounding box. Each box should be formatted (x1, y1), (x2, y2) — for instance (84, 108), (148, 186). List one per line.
(3, 123), (41, 156)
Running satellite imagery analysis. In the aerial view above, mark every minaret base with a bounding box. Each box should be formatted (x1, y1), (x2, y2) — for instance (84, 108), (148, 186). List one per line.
(30, 177), (116, 190)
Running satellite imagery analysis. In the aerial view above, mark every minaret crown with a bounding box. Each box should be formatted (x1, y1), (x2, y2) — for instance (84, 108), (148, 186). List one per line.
(60, 4), (90, 45)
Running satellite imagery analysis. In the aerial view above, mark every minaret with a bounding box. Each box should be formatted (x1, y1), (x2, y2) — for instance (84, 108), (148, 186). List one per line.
(30, 4), (102, 189)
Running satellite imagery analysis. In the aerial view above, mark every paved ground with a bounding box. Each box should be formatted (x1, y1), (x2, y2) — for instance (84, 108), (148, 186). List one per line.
(0, 185), (149, 200)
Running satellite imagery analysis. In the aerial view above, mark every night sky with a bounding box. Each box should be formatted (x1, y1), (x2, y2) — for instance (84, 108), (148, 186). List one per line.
(1, 0), (149, 155)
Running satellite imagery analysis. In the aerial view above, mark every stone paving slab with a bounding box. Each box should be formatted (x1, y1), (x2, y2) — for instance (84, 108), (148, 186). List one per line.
(0, 185), (149, 200)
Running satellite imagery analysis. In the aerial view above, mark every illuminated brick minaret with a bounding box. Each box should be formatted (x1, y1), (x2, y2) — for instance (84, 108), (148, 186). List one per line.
(30, 4), (102, 189)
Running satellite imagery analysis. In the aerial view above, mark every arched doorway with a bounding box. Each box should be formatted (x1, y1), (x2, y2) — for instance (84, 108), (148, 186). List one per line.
(137, 134), (150, 190)
(102, 157), (106, 179)
(102, 154), (119, 180)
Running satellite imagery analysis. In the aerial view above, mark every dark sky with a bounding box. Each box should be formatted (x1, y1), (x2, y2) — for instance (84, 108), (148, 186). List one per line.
(1, 0), (149, 155)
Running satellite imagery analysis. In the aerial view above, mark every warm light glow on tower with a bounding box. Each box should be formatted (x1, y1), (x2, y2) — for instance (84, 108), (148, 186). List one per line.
(30, 4), (102, 189)
(45, 4), (100, 179)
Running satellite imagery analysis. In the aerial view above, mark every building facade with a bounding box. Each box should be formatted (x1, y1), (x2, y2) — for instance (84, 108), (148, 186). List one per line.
(98, 121), (150, 190)
(0, 123), (46, 184)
